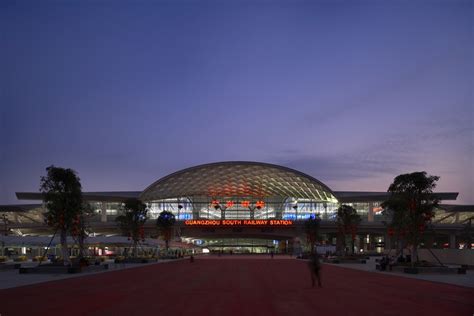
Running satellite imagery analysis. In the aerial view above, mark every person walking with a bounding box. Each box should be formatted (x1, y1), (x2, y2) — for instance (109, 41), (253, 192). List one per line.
(308, 252), (322, 288)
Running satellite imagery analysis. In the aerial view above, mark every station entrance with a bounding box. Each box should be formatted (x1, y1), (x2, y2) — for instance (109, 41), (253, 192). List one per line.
(199, 238), (286, 254)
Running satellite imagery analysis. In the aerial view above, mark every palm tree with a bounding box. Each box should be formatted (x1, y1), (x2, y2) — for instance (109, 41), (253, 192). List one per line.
(304, 214), (321, 254)
(41, 166), (83, 266)
(336, 205), (361, 255)
(156, 211), (176, 251)
(116, 199), (148, 257)
(381, 171), (439, 265)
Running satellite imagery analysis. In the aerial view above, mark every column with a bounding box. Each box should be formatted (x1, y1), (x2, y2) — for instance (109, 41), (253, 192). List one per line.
(449, 234), (456, 249)
(359, 234), (365, 252)
(368, 202), (374, 222)
(221, 208), (226, 220)
(101, 203), (107, 222)
(384, 233), (392, 251)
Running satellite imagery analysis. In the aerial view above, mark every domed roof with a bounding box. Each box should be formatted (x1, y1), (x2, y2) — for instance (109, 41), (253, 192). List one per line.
(140, 161), (338, 203)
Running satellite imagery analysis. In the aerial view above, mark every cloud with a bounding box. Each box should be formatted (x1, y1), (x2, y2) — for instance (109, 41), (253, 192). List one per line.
(272, 134), (423, 183)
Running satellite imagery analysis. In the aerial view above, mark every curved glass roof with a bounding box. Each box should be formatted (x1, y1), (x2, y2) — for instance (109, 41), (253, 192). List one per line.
(140, 161), (338, 203)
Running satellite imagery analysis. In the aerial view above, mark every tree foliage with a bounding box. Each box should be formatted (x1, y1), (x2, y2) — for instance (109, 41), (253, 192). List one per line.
(156, 211), (176, 250)
(40, 165), (83, 265)
(304, 214), (321, 254)
(336, 205), (361, 255)
(116, 199), (148, 256)
(381, 171), (440, 262)
(41, 166), (83, 230)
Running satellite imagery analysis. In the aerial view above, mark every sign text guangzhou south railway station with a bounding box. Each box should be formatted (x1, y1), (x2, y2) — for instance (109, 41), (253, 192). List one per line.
(184, 219), (293, 226)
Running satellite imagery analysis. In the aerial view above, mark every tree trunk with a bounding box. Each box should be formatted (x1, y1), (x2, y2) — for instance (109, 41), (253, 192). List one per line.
(411, 246), (418, 266)
(336, 234), (345, 255)
(60, 229), (71, 266)
(343, 238), (347, 255)
(351, 238), (355, 255)
(133, 240), (138, 257)
(78, 233), (85, 259)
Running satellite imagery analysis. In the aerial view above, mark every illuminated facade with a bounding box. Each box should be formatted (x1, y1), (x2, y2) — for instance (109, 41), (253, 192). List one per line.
(140, 161), (339, 222)
(1, 161), (473, 254)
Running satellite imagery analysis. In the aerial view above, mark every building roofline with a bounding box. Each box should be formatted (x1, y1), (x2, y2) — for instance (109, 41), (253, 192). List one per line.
(15, 190), (459, 204)
(139, 161), (338, 200)
(334, 191), (459, 202)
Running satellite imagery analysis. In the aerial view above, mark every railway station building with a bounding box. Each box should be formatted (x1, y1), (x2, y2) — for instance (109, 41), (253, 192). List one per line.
(1, 161), (472, 257)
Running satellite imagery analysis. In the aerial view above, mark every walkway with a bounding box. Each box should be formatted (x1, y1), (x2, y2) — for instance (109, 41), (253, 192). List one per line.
(2, 257), (473, 316)
(325, 256), (474, 288)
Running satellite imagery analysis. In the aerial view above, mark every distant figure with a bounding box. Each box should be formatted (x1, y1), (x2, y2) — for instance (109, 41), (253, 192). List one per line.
(388, 256), (395, 271)
(190, 255), (194, 263)
(308, 253), (322, 288)
(380, 256), (388, 271)
(270, 251), (274, 259)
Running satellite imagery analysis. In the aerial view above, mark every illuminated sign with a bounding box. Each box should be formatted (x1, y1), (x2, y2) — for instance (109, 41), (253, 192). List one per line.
(184, 219), (293, 226)
(208, 200), (268, 210)
(241, 200), (250, 208)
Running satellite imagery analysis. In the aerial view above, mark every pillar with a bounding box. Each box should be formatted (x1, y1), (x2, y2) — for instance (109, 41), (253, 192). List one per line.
(368, 202), (374, 222)
(384, 233), (392, 251)
(359, 234), (365, 252)
(449, 234), (456, 249)
(425, 234), (434, 249)
(336, 234), (344, 254)
(101, 203), (107, 222)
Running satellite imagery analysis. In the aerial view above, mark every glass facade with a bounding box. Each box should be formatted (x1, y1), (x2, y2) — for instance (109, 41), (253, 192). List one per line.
(5, 200), (468, 226)
(199, 238), (278, 254)
(146, 197), (343, 221)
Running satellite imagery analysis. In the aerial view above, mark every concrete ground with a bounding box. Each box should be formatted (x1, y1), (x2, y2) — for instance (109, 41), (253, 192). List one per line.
(0, 259), (181, 290)
(1, 255), (473, 289)
(325, 256), (474, 288)
(1, 255), (473, 316)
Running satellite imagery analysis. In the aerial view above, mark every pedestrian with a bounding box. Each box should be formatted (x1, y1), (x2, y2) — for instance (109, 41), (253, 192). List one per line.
(308, 252), (322, 288)
(270, 251), (274, 259)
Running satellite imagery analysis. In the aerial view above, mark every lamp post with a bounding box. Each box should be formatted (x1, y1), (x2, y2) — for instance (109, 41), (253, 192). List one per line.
(218, 205), (228, 220)
(248, 205), (256, 220)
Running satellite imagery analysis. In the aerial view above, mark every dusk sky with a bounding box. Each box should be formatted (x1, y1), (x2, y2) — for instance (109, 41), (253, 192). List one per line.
(1, 0), (473, 205)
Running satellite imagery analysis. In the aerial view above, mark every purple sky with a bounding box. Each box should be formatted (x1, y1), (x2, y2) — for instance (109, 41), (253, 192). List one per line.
(1, 0), (473, 205)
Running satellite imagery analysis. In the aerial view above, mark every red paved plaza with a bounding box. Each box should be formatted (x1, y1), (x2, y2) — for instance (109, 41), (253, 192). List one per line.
(2, 257), (473, 316)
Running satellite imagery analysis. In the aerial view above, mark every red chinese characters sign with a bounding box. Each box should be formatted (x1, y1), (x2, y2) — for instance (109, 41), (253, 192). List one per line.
(184, 219), (293, 226)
